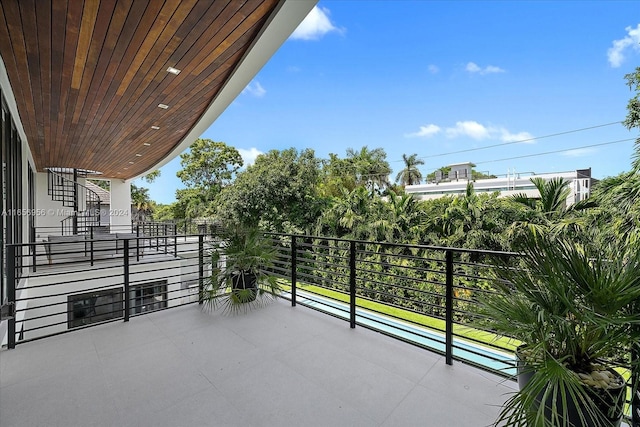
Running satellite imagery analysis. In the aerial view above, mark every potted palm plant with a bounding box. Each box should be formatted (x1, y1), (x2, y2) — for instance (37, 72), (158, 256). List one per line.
(479, 233), (640, 426)
(202, 225), (281, 313)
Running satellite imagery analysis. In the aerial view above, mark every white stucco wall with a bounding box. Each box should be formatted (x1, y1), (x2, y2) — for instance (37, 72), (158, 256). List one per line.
(110, 180), (132, 230)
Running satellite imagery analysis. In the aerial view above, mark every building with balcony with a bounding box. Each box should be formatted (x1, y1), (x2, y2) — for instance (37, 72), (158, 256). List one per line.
(0, 2), (637, 426)
(0, 0), (316, 317)
(405, 162), (595, 205)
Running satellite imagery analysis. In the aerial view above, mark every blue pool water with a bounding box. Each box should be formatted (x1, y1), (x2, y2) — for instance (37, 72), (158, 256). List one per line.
(284, 290), (516, 377)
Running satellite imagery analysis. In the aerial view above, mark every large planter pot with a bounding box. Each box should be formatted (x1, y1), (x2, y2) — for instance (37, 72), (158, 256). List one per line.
(516, 347), (626, 427)
(231, 272), (258, 303)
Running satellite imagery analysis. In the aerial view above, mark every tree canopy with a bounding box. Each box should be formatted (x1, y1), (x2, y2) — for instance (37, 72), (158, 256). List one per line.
(150, 65), (640, 253)
(177, 139), (243, 194)
(216, 148), (323, 233)
(345, 146), (391, 192)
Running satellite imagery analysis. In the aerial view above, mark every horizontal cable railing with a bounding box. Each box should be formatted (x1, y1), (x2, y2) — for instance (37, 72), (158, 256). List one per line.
(264, 234), (519, 375)
(5, 234), (207, 345)
(263, 233), (638, 425)
(4, 229), (638, 425)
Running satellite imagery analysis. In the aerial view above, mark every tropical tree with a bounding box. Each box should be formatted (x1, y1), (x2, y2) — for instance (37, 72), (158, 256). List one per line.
(123, 169), (162, 222)
(505, 176), (590, 244)
(423, 183), (513, 250)
(174, 188), (212, 220)
(588, 67), (640, 248)
(588, 173), (640, 248)
(369, 190), (424, 242)
(316, 186), (381, 239)
(152, 203), (175, 222)
(131, 184), (155, 221)
(318, 153), (358, 197)
(395, 153), (424, 186)
(512, 177), (570, 216)
(176, 139), (242, 205)
(345, 146), (392, 192)
(624, 66), (640, 171)
(216, 148), (323, 233)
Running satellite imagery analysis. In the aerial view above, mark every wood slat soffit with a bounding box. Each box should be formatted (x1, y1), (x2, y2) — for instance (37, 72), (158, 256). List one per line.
(0, 0), (281, 179)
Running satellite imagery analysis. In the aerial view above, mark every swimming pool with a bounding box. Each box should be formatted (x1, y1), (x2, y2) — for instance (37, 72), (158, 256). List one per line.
(284, 289), (516, 377)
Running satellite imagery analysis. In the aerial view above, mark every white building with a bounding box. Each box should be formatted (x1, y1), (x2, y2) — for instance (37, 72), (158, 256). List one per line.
(405, 162), (594, 205)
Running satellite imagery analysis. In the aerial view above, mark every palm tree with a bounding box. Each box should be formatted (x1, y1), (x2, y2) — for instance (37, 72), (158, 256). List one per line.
(345, 146), (391, 192)
(507, 177), (589, 244)
(510, 177), (569, 217)
(131, 184), (154, 222)
(395, 153), (425, 186)
(589, 172), (640, 248)
(369, 190), (423, 243)
(623, 66), (640, 171)
(316, 186), (375, 239)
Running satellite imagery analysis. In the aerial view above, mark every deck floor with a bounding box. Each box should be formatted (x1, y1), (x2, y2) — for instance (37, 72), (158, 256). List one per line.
(0, 299), (515, 426)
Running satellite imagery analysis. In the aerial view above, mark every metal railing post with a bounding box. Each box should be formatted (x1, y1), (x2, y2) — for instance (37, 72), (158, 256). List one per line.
(72, 169), (78, 235)
(30, 226), (36, 273)
(632, 333), (639, 427)
(7, 244), (16, 349)
(445, 250), (454, 366)
(136, 225), (140, 262)
(173, 224), (177, 257)
(291, 235), (297, 307)
(90, 226), (95, 266)
(198, 234), (204, 305)
(164, 224), (168, 254)
(123, 239), (130, 321)
(349, 240), (356, 329)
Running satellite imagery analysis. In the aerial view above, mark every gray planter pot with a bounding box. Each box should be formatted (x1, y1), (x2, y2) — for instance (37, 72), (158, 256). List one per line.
(516, 347), (626, 427)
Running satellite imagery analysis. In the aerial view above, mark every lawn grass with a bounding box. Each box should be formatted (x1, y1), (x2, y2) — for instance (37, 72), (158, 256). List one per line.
(279, 281), (519, 352)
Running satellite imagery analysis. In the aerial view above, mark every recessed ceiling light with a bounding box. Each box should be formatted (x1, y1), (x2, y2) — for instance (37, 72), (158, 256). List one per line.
(129, 161), (135, 164)
(143, 143), (151, 146)
(135, 154), (142, 157)
(123, 167), (128, 170)
(158, 104), (169, 109)
(151, 125), (160, 130)
(167, 67), (181, 75)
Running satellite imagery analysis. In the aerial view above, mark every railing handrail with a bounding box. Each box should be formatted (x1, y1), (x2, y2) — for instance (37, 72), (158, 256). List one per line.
(264, 232), (521, 258)
(4, 229), (636, 426)
(46, 168), (102, 209)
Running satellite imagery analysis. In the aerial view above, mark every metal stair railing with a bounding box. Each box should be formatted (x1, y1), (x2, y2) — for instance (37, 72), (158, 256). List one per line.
(47, 168), (102, 235)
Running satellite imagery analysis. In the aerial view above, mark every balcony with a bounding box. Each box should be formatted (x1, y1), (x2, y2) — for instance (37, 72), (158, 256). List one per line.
(0, 230), (637, 426)
(0, 299), (514, 426)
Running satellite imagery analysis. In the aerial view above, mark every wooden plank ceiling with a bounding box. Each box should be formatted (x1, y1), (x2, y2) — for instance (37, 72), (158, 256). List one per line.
(0, 0), (281, 179)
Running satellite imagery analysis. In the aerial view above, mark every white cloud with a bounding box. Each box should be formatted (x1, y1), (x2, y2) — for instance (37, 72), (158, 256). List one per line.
(499, 130), (535, 143)
(408, 120), (534, 143)
(466, 62), (505, 75)
(446, 121), (491, 140)
(242, 81), (266, 97)
(237, 148), (263, 167)
(562, 148), (596, 157)
(405, 124), (441, 138)
(427, 64), (439, 74)
(608, 23), (640, 67)
(291, 6), (341, 40)
(466, 62), (481, 73)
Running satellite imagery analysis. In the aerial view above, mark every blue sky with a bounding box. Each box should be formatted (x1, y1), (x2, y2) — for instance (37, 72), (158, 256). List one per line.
(143, 1), (640, 205)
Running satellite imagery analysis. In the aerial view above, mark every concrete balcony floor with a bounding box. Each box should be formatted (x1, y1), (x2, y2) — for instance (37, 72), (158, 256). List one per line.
(0, 299), (515, 427)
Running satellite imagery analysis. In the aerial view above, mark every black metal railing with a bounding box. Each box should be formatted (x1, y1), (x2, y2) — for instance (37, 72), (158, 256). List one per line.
(46, 169), (101, 235)
(263, 233), (639, 426)
(3, 230), (638, 425)
(264, 233), (519, 374)
(4, 234), (204, 346)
